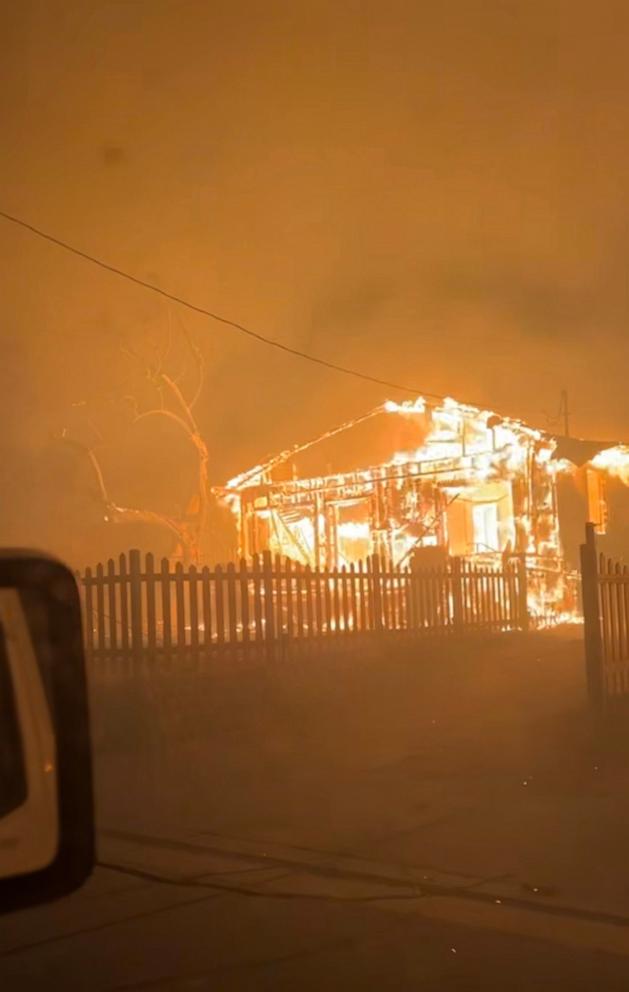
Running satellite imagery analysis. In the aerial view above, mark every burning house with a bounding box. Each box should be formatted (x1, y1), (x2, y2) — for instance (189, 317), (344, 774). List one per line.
(221, 397), (579, 614)
(219, 395), (629, 618)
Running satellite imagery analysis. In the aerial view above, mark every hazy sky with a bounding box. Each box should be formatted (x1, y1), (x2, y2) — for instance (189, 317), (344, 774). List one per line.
(2, 0), (629, 492)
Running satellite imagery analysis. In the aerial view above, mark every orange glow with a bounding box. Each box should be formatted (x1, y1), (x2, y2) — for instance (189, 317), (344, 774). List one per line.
(221, 395), (582, 621)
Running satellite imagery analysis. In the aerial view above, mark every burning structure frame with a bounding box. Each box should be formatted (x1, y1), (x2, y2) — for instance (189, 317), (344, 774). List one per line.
(220, 397), (576, 615)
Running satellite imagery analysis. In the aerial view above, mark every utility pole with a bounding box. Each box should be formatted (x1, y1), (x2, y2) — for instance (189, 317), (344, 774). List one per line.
(559, 389), (570, 437)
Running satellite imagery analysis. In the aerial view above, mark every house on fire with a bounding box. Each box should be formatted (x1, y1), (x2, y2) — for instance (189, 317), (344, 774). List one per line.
(219, 396), (629, 615)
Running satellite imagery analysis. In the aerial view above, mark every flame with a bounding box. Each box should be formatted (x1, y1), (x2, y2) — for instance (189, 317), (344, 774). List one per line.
(592, 445), (629, 485)
(384, 399), (573, 617)
(385, 396), (427, 414)
(222, 393), (585, 624)
(548, 458), (577, 477)
(337, 520), (371, 540)
(385, 398), (555, 492)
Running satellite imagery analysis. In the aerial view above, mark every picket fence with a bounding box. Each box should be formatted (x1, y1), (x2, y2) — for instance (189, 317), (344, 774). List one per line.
(581, 523), (629, 704)
(78, 550), (529, 674)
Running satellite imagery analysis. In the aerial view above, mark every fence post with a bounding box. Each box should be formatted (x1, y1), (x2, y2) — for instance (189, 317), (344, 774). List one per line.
(128, 548), (143, 672)
(517, 556), (529, 632)
(580, 522), (604, 708)
(262, 550), (276, 661)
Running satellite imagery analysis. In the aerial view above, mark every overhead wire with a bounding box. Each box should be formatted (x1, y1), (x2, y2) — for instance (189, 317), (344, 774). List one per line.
(0, 207), (447, 401)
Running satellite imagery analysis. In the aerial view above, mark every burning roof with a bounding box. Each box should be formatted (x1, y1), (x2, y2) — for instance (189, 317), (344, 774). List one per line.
(224, 395), (551, 494)
(222, 394), (626, 496)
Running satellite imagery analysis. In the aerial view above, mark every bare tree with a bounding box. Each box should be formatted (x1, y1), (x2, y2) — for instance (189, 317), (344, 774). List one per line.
(58, 326), (209, 564)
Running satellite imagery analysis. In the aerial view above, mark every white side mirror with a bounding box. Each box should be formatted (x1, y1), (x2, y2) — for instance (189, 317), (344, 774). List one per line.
(0, 553), (94, 913)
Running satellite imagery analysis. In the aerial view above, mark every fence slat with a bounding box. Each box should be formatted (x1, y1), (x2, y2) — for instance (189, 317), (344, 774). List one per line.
(189, 564), (199, 663)
(416, 566), (426, 630)
(340, 565), (349, 634)
(505, 564), (514, 628)
(119, 554), (130, 662)
(498, 568), (507, 627)
(295, 562), (305, 640)
(226, 561), (238, 659)
(285, 558), (294, 641)
(481, 568), (490, 628)
(84, 567), (94, 656)
(381, 560), (391, 631)
(96, 562), (106, 654)
(426, 567), (435, 629)
(489, 568), (497, 628)
(129, 549), (143, 671)
(356, 561), (366, 631)
(161, 558), (172, 662)
(304, 563), (314, 638)
(332, 567), (341, 636)
(175, 561), (186, 659)
(349, 563), (358, 633)
(404, 564), (414, 631)
(262, 552), (275, 659)
(315, 563), (324, 636)
(615, 563), (625, 662)
(440, 566), (447, 629)
(391, 563), (398, 631)
(146, 553), (156, 659)
(240, 558), (250, 655)
(319, 564), (328, 635)
(470, 562), (478, 625)
(610, 558), (619, 663)
(601, 554), (611, 662)
(202, 565), (212, 655)
(106, 559), (117, 657)
(215, 564), (225, 655)
(252, 555), (263, 645)
(371, 555), (383, 632)
(274, 554), (283, 645)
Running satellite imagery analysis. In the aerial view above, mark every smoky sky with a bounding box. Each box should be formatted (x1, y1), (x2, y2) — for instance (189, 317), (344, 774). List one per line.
(2, 1), (629, 522)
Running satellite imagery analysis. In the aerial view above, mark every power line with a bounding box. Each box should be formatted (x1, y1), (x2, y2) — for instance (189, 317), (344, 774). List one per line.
(0, 207), (444, 400)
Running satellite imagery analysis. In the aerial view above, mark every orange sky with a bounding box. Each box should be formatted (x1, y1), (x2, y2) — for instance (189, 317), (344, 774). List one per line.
(2, 1), (629, 554)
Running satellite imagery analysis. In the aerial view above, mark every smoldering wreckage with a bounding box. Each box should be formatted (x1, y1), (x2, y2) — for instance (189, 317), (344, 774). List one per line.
(216, 395), (629, 624)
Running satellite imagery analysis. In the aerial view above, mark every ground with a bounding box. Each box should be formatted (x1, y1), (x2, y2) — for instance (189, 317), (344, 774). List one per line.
(3, 628), (629, 989)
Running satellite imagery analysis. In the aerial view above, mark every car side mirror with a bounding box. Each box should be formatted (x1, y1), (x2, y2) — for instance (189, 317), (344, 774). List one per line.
(0, 552), (94, 913)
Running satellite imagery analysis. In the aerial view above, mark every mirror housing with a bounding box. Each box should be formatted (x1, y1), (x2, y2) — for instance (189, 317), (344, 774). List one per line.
(0, 552), (94, 913)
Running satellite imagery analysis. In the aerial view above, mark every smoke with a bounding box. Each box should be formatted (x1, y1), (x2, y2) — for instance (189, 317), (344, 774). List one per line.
(2, 1), (629, 561)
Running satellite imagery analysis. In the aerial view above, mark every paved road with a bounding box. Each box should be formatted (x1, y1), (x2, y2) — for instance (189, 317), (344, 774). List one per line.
(3, 832), (629, 990)
(4, 629), (629, 988)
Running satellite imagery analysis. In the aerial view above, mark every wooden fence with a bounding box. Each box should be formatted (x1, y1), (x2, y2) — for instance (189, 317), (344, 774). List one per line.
(79, 550), (529, 674)
(581, 522), (629, 705)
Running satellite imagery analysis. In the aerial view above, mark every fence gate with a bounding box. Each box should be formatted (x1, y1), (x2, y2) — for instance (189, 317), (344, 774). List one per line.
(581, 522), (629, 706)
